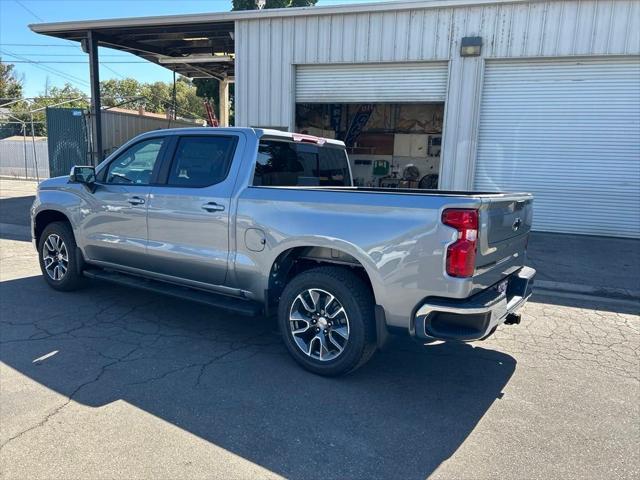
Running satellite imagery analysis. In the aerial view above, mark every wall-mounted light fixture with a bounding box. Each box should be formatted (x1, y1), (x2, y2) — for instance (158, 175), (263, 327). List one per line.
(460, 36), (482, 57)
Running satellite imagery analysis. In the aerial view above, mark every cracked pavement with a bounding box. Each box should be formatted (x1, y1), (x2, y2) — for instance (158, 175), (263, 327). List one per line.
(1, 236), (639, 480)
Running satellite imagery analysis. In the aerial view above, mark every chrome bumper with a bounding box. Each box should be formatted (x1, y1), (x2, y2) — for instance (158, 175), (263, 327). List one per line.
(414, 266), (536, 341)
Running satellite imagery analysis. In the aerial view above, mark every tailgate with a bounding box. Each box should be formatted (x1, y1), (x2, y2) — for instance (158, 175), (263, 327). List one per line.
(484, 197), (532, 245)
(474, 195), (533, 289)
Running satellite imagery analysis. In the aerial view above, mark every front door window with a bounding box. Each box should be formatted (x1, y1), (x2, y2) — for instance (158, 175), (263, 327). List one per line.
(104, 138), (165, 185)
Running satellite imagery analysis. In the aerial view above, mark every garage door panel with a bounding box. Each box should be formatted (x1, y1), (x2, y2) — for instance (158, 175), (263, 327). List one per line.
(296, 62), (448, 103)
(475, 58), (640, 238)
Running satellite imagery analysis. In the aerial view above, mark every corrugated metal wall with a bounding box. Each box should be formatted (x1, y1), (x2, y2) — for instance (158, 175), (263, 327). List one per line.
(235, 0), (640, 189)
(100, 110), (200, 156)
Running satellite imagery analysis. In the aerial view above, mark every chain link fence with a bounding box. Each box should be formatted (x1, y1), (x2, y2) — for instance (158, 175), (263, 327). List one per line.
(1, 103), (205, 181)
(0, 136), (50, 180)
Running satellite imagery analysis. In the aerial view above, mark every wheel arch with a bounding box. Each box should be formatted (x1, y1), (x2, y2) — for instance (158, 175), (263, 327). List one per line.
(264, 243), (390, 348)
(34, 209), (72, 247)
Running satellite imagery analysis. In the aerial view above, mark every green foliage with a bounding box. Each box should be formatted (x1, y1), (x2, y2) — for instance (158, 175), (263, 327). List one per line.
(232, 0), (258, 10)
(232, 0), (316, 10)
(264, 0), (289, 8)
(289, 0), (317, 6)
(99, 76), (206, 120)
(101, 78), (142, 107)
(23, 84), (88, 136)
(0, 60), (26, 137)
(192, 78), (219, 102)
(191, 78), (236, 125)
(0, 60), (23, 102)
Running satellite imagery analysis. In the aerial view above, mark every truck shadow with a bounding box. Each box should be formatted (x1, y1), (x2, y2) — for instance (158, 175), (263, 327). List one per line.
(1, 275), (516, 479)
(0, 195), (34, 227)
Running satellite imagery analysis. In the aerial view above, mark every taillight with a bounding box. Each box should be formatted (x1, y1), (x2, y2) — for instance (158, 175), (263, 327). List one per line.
(442, 208), (478, 278)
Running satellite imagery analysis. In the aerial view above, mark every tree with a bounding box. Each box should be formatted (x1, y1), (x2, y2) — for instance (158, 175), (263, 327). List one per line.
(232, 0), (256, 9)
(101, 78), (143, 108)
(174, 76), (207, 120)
(192, 77), (236, 125)
(0, 60), (23, 102)
(232, 0), (316, 9)
(99, 76), (206, 120)
(23, 83), (88, 136)
(0, 60), (25, 137)
(289, 0), (317, 6)
(264, 0), (289, 8)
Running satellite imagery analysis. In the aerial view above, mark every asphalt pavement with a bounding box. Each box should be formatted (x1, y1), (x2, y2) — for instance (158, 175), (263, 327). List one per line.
(0, 178), (638, 479)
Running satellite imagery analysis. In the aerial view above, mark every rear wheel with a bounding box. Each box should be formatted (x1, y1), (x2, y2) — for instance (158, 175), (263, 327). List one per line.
(278, 266), (377, 376)
(38, 221), (85, 291)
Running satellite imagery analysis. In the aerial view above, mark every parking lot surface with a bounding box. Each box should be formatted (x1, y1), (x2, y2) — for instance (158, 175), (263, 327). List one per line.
(1, 233), (638, 480)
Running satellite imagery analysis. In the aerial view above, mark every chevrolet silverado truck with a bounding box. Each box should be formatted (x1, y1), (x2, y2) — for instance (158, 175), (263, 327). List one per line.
(31, 128), (535, 376)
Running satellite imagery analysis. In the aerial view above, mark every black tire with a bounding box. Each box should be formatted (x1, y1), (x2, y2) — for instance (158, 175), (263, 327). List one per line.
(278, 266), (377, 376)
(38, 221), (85, 291)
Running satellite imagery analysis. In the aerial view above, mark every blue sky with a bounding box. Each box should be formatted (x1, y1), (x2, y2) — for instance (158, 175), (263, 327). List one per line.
(0, 0), (372, 97)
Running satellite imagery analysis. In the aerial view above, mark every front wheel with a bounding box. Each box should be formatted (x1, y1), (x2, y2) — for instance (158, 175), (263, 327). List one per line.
(38, 221), (86, 291)
(278, 266), (377, 376)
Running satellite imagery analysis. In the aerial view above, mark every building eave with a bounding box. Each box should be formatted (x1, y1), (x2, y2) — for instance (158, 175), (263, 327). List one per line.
(29, 0), (530, 35)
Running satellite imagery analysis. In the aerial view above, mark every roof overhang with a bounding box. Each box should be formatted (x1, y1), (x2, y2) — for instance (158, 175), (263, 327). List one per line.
(31, 19), (236, 79)
(28, 0), (528, 79)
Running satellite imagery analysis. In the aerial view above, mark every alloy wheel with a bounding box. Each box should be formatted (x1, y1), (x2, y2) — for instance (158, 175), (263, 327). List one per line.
(42, 233), (69, 281)
(289, 288), (350, 361)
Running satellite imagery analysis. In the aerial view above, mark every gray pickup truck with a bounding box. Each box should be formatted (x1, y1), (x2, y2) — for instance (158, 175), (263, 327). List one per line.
(31, 127), (535, 375)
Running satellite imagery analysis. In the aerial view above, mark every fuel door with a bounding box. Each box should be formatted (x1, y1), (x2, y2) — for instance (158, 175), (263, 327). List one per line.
(245, 228), (266, 252)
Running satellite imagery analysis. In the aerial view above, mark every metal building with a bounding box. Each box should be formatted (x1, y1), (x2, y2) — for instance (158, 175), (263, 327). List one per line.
(31, 0), (640, 237)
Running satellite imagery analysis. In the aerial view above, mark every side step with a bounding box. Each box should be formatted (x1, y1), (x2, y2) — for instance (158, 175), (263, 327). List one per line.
(83, 269), (262, 317)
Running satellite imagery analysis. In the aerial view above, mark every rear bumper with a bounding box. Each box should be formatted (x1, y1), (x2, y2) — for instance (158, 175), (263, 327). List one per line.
(413, 266), (536, 341)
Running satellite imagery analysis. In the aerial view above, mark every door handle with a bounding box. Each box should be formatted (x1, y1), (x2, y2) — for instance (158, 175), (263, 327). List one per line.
(127, 196), (145, 205)
(202, 202), (225, 212)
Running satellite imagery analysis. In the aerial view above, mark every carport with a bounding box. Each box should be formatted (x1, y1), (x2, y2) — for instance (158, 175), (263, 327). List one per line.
(30, 15), (236, 162)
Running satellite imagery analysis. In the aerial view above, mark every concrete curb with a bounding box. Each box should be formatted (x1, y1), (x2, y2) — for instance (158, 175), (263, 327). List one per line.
(534, 280), (640, 302)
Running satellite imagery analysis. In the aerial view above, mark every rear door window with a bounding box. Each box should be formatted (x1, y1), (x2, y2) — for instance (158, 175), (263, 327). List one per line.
(253, 140), (351, 187)
(166, 136), (238, 188)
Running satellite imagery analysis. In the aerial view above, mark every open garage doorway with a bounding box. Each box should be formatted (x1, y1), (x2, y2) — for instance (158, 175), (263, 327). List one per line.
(295, 103), (444, 189)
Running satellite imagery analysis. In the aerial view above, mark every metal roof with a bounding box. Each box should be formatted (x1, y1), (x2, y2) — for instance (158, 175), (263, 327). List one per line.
(32, 19), (235, 79)
(29, 0), (527, 32)
(29, 0), (528, 79)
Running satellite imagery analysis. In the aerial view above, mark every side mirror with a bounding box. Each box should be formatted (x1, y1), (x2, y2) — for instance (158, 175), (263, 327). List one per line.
(69, 166), (96, 191)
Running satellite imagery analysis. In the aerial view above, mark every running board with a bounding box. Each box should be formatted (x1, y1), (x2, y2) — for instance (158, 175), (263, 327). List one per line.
(83, 269), (262, 316)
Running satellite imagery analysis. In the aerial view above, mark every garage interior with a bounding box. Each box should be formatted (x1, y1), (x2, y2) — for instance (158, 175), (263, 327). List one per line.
(296, 102), (444, 189)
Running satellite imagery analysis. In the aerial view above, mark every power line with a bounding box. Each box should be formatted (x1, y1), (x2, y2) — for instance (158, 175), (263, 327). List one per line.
(0, 49), (90, 88)
(0, 43), (84, 48)
(4, 53), (135, 57)
(13, 0), (45, 22)
(5, 2), (200, 119)
(10, 60), (149, 64)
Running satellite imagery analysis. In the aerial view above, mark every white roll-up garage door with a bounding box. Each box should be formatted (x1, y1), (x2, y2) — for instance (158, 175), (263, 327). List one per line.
(475, 58), (640, 238)
(296, 62), (448, 103)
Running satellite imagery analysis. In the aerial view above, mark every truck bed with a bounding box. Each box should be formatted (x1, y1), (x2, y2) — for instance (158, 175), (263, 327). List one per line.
(252, 185), (530, 198)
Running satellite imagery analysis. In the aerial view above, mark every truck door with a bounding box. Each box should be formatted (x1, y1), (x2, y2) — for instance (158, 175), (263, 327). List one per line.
(146, 133), (242, 286)
(81, 136), (167, 270)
